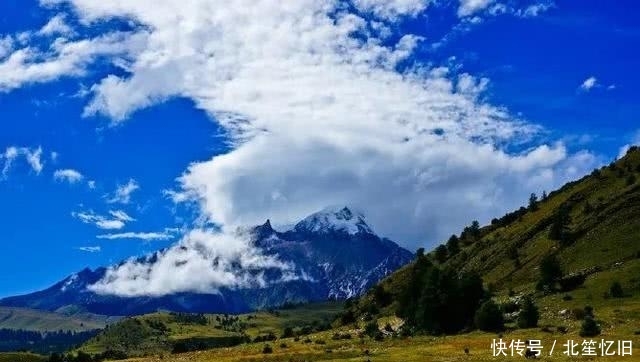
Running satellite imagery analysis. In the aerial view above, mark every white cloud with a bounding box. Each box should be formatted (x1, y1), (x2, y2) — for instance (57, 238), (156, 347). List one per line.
(71, 209), (134, 230)
(458, 0), (494, 17)
(580, 76), (598, 91)
(87, 180), (96, 189)
(4, 1), (600, 296)
(77, 246), (101, 253)
(96, 230), (174, 241)
(24, 147), (44, 174)
(485, 1), (553, 19)
(1, 147), (19, 178)
(353, 0), (430, 19)
(39, 14), (74, 36)
(89, 228), (294, 296)
(521, 2), (554, 17)
(0, 31), (145, 92)
(1, 146), (44, 177)
(0, 36), (13, 59)
(50, 151), (59, 162)
(108, 209), (135, 222)
(106, 179), (139, 204)
(47, 0), (596, 247)
(54, 168), (84, 183)
(618, 131), (640, 160)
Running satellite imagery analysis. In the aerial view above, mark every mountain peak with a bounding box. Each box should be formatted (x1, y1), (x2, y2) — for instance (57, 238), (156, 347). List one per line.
(294, 206), (373, 235)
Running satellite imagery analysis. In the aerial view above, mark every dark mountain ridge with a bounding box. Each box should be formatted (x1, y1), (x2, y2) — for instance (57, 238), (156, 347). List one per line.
(0, 207), (413, 316)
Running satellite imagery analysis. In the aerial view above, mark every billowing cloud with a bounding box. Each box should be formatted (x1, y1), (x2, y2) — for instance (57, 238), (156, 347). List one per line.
(71, 209), (134, 230)
(106, 179), (139, 204)
(54, 168), (84, 183)
(458, 0), (494, 17)
(4, 1), (600, 296)
(0, 36), (13, 59)
(39, 0), (597, 247)
(618, 130), (640, 160)
(353, 0), (431, 19)
(0, 31), (145, 92)
(89, 228), (294, 296)
(39, 14), (73, 36)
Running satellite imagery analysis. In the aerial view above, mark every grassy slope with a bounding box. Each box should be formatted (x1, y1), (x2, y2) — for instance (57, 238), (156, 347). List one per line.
(0, 306), (114, 332)
(116, 316), (639, 362)
(459, 150), (640, 293)
(358, 149), (640, 311)
(79, 302), (343, 357)
(0, 353), (47, 362)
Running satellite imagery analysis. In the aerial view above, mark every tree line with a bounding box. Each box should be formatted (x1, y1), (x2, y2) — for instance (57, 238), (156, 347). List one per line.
(0, 329), (99, 354)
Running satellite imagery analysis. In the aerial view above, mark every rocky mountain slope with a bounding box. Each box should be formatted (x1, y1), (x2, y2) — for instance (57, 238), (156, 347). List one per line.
(0, 207), (412, 316)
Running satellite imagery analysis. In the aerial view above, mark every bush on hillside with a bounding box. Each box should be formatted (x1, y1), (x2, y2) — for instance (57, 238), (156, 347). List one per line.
(474, 300), (504, 333)
(609, 281), (624, 298)
(517, 297), (539, 329)
(580, 316), (601, 337)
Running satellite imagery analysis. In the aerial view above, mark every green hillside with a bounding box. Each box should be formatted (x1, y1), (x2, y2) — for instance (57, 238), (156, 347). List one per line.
(0, 307), (116, 332)
(78, 302), (343, 357)
(356, 147), (640, 308)
(0, 352), (47, 362)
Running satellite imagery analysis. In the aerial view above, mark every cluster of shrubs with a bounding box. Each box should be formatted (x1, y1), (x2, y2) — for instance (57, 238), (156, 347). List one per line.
(214, 314), (246, 332)
(47, 350), (128, 362)
(331, 332), (352, 340)
(0, 329), (100, 355)
(170, 312), (208, 326)
(171, 335), (250, 354)
(474, 296), (540, 333)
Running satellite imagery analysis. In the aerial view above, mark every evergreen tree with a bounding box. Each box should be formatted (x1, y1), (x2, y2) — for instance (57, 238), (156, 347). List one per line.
(474, 300), (504, 332)
(470, 220), (480, 238)
(538, 254), (562, 290)
(281, 327), (295, 339)
(580, 316), (601, 337)
(373, 285), (392, 307)
(529, 193), (539, 211)
(364, 321), (380, 338)
(516, 297), (539, 328)
(434, 244), (448, 263)
(609, 281), (624, 298)
(446, 235), (460, 256)
(626, 173), (637, 186)
(549, 204), (572, 245)
(396, 260), (484, 335)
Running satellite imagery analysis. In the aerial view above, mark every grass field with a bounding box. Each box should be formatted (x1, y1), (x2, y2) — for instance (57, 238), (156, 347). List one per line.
(0, 352), (47, 362)
(79, 302), (344, 357)
(119, 317), (639, 362)
(72, 293), (639, 362)
(0, 306), (116, 332)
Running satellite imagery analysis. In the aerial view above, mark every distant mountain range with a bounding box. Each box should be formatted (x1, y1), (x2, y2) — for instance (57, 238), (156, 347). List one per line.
(0, 207), (413, 316)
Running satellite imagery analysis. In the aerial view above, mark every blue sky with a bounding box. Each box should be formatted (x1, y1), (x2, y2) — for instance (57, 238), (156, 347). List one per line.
(0, 0), (638, 298)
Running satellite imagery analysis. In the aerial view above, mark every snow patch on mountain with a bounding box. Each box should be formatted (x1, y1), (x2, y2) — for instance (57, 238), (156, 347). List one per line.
(294, 206), (373, 235)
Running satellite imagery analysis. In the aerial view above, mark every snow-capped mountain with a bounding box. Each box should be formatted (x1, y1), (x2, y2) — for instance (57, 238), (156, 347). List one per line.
(0, 207), (413, 316)
(293, 206), (373, 235)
